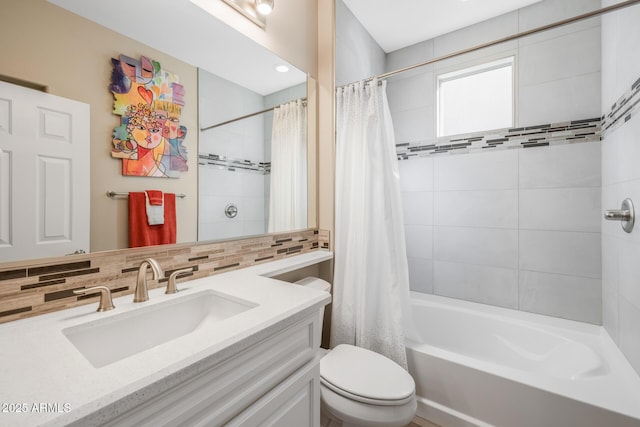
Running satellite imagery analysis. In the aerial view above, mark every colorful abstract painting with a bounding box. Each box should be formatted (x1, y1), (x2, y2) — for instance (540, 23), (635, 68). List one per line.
(110, 55), (188, 178)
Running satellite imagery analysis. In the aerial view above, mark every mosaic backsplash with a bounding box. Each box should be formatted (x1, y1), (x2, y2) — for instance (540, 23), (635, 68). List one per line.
(0, 229), (328, 324)
(397, 117), (601, 160)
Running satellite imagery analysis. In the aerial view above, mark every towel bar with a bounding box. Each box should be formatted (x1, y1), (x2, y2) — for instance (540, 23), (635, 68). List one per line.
(106, 191), (186, 199)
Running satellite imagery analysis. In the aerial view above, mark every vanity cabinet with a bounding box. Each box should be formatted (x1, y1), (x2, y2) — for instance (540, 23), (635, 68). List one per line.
(93, 311), (322, 427)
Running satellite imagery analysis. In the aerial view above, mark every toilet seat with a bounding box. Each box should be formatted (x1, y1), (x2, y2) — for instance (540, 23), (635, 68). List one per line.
(320, 344), (415, 406)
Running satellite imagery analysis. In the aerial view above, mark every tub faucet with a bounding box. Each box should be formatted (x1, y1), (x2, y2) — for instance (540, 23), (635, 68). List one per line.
(134, 258), (164, 302)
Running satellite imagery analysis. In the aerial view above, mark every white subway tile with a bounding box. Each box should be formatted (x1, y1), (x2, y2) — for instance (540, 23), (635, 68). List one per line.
(518, 27), (600, 87)
(618, 239), (640, 310)
(519, 187), (601, 232)
(519, 230), (601, 278)
(433, 11), (518, 58)
(386, 41), (434, 75)
(519, 141), (601, 189)
(399, 157), (434, 192)
(619, 297), (640, 374)
(402, 191), (434, 226)
(519, 270), (601, 324)
(518, 72), (601, 126)
(616, 5), (640, 95)
(618, 115), (640, 182)
(387, 72), (433, 113)
(392, 107), (435, 143)
(434, 226), (518, 269)
(601, 131), (619, 187)
(404, 225), (433, 259)
(603, 283), (619, 344)
(408, 257), (434, 294)
(433, 260), (518, 308)
(434, 149), (518, 191)
(434, 190), (517, 228)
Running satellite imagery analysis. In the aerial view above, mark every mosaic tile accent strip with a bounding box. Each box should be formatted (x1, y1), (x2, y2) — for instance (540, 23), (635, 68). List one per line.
(198, 153), (270, 174)
(0, 229), (324, 324)
(602, 76), (640, 137)
(317, 229), (330, 250)
(396, 117), (601, 160)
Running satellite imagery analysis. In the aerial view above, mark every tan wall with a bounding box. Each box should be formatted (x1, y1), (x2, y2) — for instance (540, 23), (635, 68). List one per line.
(0, 0), (198, 252)
(317, 0), (336, 250)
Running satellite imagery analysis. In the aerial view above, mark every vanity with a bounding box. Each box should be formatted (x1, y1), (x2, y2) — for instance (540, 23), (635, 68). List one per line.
(0, 251), (333, 427)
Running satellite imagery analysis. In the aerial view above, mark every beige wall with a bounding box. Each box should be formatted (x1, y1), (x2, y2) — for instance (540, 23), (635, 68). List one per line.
(317, 0), (336, 250)
(0, 0), (198, 252)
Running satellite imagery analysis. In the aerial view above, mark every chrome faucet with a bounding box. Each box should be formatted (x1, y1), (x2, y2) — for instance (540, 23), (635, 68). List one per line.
(134, 258), (163, 302)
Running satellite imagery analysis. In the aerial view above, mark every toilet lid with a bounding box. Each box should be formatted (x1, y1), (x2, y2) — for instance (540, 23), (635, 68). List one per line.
(320, 344), (415, 404)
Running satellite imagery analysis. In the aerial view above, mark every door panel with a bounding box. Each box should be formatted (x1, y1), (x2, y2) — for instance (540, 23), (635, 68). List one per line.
(0, 81), (89, 262)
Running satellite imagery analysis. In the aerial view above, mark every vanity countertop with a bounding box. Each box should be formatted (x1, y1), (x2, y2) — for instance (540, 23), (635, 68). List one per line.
(0, 250), (333, 427)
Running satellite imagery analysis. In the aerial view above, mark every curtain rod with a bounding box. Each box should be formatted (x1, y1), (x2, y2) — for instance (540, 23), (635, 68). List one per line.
(350, 0), (640, 86)
(200, 98), (307, 132)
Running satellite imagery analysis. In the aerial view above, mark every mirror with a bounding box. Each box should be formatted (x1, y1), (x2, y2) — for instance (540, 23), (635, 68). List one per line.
(0, 0), (312, 264)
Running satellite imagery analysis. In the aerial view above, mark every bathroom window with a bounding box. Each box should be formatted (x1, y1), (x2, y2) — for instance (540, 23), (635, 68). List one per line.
(437, 57), (514, 137)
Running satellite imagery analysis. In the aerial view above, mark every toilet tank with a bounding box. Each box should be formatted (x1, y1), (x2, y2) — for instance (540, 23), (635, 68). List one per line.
(294, 276), (332, 293)
(295, 277), (331, 325)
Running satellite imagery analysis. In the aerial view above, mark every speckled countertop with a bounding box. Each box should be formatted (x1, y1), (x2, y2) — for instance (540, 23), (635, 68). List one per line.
(0, 251), (333, 427)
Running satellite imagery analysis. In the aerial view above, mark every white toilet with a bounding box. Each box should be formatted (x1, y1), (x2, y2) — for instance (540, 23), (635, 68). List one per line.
(295, 277), (417, 427)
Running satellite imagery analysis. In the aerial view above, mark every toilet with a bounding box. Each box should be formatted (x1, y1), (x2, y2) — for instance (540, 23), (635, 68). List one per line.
(295, 277), (417, 427)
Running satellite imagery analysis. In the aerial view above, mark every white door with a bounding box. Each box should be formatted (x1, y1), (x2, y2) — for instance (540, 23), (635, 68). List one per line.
(0, 81), (89, 262)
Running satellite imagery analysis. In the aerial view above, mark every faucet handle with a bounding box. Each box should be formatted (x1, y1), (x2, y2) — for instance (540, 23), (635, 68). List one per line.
(74, 286), (115, 312)
(166, 268), (193, 294)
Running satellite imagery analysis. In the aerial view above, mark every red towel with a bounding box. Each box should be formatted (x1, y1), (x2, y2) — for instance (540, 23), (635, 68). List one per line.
(128, 192), (176, 248)
(146, 190), (163, 205)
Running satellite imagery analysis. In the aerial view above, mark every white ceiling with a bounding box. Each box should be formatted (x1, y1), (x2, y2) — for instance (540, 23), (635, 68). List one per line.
(47, 0), (307, 96)
(342, 0), (543, 52)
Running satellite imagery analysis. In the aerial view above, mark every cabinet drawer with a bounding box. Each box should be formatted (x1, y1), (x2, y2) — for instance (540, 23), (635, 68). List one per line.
(227, 357), (320, 427)
(101, 313), (318, 427)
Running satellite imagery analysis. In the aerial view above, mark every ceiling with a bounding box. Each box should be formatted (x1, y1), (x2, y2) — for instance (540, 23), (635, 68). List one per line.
(342, 0), (544, 52)
(47, 0), (307, 96)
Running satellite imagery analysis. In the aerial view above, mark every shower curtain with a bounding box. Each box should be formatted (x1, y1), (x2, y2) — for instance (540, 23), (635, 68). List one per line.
(268, 99), (307, 233)
(331, 78), (412, 369)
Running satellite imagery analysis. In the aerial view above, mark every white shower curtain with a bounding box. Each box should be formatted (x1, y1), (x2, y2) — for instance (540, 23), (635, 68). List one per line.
(268, 99), (307, 233)
(331, 78), (412, 369)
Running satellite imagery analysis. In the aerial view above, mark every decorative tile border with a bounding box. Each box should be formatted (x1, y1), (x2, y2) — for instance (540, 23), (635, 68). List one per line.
(396, 117), (601, 160)
(198, 153), (270, 174)
(0, 229), (327, 324)
(602, 76), (640, 137)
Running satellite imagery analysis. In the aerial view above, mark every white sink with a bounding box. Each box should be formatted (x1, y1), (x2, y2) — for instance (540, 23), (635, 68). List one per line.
(63, 290), (257, 368)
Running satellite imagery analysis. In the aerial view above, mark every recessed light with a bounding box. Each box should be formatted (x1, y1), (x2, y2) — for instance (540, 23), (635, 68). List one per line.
(275, 64), (289, 73)
(256, 0), (274, 15)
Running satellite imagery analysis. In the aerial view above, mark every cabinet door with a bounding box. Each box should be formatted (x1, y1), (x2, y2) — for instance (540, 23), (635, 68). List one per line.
(227, 358), (320, 427)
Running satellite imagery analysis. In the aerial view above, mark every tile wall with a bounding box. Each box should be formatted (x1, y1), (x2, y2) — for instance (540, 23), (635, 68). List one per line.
(0, 229), (324, 324)
(198, 69), (268, 240)
(386, 0), (604, 324)
(601, 0), (640, 374)
(400, 141), (602, 323)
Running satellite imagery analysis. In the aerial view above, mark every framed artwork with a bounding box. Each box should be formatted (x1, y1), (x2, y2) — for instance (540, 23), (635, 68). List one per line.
(110, 54), (188, 178)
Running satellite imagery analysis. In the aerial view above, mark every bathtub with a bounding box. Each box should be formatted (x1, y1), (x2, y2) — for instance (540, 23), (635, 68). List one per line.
(405, 292), (640, 427)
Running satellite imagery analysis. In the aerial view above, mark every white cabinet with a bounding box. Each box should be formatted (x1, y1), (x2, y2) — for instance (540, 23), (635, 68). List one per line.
(93, 312), (322, 427)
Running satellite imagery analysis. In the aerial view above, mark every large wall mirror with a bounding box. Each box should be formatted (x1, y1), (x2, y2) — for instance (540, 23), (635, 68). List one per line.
(0, 0), (315, 265)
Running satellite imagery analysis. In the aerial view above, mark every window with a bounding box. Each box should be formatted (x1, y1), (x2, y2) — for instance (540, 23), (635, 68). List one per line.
(437, 57), (514, 137)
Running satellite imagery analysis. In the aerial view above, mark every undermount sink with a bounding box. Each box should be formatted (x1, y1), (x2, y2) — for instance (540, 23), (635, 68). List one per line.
(63, 290), (257, 368)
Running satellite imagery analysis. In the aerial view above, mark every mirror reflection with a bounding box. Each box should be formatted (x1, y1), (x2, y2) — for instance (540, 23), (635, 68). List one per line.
(0, 0), (309, 264)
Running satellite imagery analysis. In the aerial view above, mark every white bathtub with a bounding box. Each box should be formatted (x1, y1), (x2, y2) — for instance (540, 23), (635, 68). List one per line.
(405, 292), (640, 427)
